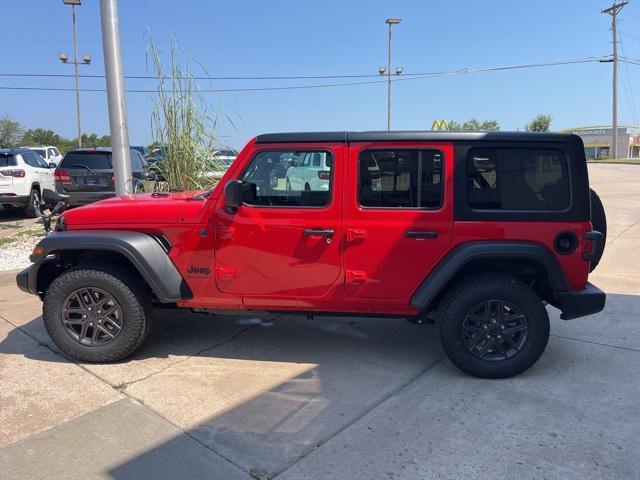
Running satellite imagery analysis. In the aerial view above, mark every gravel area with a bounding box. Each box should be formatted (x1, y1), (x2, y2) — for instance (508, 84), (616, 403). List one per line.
(0, 234), (42, 271)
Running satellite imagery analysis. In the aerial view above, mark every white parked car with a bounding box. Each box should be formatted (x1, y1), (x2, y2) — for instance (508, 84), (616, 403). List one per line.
(24, 145), (63, 167)
(212, 149), (238, 168)
(0, 148), (55, 217)
(285, 151), (332, 191)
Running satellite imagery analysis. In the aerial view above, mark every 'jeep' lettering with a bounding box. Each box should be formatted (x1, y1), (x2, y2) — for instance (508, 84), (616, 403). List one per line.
(187, 265), (211, 276)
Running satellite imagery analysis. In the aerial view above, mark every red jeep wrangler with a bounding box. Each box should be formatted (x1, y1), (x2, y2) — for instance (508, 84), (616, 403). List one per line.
(17, 131), (606, 378)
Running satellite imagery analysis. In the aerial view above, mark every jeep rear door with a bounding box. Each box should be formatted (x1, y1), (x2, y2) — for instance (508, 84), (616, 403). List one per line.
(214, 143), (344, 302)
(344, 142), (454, 299)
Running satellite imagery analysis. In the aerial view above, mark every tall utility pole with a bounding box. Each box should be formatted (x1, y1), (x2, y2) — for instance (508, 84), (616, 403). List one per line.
(378, 18), (403, 131)
(100, 0), (132, 195)
(602, 1), (628, 159)
(61, 0), (91, 147)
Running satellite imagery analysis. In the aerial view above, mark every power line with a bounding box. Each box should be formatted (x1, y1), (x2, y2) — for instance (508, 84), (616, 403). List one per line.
(0, 57), (602, 83)
(0, 57), (603, 94)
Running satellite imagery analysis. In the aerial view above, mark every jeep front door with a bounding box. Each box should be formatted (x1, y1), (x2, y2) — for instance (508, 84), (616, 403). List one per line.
(344, 142), (454, 299)
(215, 144), (344, 302)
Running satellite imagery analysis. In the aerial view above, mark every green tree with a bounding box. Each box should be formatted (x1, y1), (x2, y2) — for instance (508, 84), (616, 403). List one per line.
(447, 118), (500, 131)
(0, 114), (24, 148)
(21, 128), (64, 147)
(525, 114), (552, 132)
(80, 133), (111, 148)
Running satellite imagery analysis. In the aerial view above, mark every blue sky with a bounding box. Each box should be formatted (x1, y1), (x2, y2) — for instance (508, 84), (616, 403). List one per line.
(2, 0), (640, 148)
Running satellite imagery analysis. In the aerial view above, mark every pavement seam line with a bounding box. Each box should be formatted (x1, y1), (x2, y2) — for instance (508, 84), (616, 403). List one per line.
(123, 324), (257, 387)
(120, 389), (252, 476)
(551, 333), (640, 353)
(271, 356), (446, 479)
(0, 312), (254, 476)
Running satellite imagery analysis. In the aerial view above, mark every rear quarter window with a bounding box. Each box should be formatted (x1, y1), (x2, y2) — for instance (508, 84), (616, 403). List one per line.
(467, 148), (570, 211)
(0, 154), (17, 167)
(60, 152), (112, 170)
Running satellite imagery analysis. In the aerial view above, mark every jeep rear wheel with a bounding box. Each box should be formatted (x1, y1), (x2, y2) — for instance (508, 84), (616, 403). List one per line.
(438, 274), (550, 378)
(589, 188), (607, 272)
(43, 263), (151, 363)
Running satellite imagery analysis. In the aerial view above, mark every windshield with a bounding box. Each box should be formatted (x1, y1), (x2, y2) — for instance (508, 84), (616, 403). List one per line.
(60, 152), (112, 170)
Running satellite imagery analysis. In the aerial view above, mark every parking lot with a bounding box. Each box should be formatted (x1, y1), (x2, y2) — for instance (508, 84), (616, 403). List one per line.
(0, 163), (638, 479)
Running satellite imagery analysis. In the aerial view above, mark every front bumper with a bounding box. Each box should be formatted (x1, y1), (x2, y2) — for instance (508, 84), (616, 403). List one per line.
(16, 256), (57, 297)
(556, 282), (606, 320)
(16, 264), (37, 295)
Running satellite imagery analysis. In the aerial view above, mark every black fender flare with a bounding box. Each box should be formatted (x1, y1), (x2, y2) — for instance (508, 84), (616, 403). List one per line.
(410, 241), (571, 310)
(28, 230), (191, 303)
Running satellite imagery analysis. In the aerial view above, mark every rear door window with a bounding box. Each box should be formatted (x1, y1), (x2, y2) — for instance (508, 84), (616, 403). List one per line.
(60, 152), (113, 170)
(23, 151), (49, 169)
(467, 148), (570, 210)
(358, 149), (443, 209)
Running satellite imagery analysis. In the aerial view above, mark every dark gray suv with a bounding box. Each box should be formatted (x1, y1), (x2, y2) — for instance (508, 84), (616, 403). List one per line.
(54, 148), (153, 206)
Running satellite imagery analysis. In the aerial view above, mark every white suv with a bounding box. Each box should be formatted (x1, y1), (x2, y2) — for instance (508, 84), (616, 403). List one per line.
(0, 148), (55, 217)
(23, 145), (63, 167)
(285, 151), (332, 191)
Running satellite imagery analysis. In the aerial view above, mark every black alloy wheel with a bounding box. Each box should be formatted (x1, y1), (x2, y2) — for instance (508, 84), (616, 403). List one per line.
(62, 287), (124, 346)
(462, 299), (528, 361)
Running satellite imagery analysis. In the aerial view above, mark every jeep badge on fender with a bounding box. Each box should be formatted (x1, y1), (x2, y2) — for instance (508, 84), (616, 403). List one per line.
(16, 131), (606, 378)
(187, 265), (211, 276)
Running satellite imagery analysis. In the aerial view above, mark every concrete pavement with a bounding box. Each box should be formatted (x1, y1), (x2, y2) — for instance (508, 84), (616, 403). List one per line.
(0, 164), (639, 479)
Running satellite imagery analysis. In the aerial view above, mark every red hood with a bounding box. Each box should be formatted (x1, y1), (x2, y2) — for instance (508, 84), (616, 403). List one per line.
(62, 191), (210, 226)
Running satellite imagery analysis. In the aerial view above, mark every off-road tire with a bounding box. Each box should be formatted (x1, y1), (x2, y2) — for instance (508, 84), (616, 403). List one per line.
(43, 262), (152, 362)
(589, 188), (607, 272)
(24, 188), (40, 218)
(438, 274), (550, 378)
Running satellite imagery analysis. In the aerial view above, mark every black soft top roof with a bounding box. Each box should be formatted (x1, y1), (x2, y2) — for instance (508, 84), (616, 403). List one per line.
(255, 131), (580, 144)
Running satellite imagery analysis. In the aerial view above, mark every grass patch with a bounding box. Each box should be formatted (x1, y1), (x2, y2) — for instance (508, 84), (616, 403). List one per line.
(0, 237), (16, 247)
(112, 382), (127, 391)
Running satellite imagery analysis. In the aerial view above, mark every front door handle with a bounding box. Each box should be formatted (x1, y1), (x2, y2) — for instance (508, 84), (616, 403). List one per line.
(304, 229), (335, 237)
(405, 230), (439, 239)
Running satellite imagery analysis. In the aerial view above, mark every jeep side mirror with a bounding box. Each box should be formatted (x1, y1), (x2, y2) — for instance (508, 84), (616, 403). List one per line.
(224, 180), (243, 211)
(49, 162), (57, 169)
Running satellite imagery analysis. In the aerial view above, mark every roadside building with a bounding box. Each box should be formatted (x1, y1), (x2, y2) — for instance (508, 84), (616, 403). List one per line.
(560, 125), (640, 159)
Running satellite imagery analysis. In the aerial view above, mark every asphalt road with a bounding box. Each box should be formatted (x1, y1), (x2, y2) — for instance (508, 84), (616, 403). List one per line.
(0, 163), (638, 480)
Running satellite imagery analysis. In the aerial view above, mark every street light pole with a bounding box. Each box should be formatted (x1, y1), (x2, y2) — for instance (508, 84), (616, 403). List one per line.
(60, 0), (90, 148)
(381, 18), (402, 131)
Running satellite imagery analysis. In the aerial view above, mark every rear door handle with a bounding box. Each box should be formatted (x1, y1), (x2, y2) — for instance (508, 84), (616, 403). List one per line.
(405, 230), (438, 239)
(304, 229), (335, 237)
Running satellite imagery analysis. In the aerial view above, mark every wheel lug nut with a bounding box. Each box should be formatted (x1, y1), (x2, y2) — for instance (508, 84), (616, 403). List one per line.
(501, 325), (505, 330)
(486, 334), (491, 339)
(82, 314), (87, 319)
(497, 335), (502, 339)
(89, 322), (93, 326)
(483, 325), (488, 330)
(492, 319), (497, 324)
(97, 310), (102, 314)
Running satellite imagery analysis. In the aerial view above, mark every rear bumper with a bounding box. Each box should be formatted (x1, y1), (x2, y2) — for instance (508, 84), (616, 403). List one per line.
(556, 282), (606, 320)
(0, 194), (29, 208)
(61, 191), (115, 206)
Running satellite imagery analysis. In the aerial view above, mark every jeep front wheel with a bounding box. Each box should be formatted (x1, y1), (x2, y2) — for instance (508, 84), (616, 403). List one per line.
(438, 274), (550, 378)
(43, 263), (151, 362)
